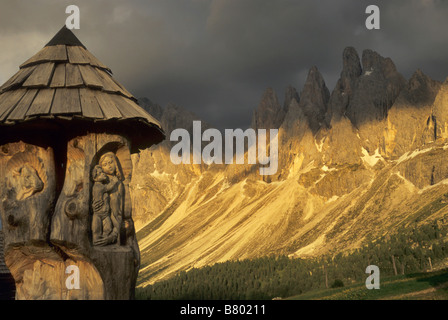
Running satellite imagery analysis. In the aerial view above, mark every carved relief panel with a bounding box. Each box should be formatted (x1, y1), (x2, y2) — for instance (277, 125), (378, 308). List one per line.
(0, 133), (139, 300)
(0, 142), (56, 245)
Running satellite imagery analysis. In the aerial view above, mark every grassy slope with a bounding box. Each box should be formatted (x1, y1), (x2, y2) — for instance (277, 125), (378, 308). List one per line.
(287, 268), (448, 300)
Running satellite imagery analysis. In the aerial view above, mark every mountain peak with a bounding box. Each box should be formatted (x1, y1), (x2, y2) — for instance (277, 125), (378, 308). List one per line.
(251, 87), (285, 129)
(361, 49), (381, 71)
(299, 66), (330, 133)
(284, 86), (300, 113)
(342, 47), (362, 79)
(361, 49), (400, 79)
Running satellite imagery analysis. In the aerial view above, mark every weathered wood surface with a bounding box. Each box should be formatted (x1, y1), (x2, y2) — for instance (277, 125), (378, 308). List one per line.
(26, 89), (55, 116)
(52, 88), (81, 114)
(95, 68), (122, 94)
(50, 63), (66, 88)
(0, 66), (36, 93)
(22, 63), (55, 88)
(0, 27), (164, 300)
(19, 46), (52, 69)
(20, 45), (67, 69)
(78, 64), (103, 89)
(80, 46), (110, 71)
(7, 89), (38, 120)
(65, 64), (84, 88)
(0, 133), (139, 300)
(0, 43), (162, 133)
(6, 246), (104, 300)
(67, 45), (90, 65)
(0, 89), (27, 121)
(95, 92), (122, 119)
(0, 142), (56, 245)
(79, 88), (104, 119)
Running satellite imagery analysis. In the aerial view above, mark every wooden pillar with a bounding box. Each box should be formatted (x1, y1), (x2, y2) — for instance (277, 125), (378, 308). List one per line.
(0, 132), (139, 300)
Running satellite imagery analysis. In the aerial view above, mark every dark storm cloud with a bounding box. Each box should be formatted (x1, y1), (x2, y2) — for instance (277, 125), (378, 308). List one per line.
(1, 0), (448, 130)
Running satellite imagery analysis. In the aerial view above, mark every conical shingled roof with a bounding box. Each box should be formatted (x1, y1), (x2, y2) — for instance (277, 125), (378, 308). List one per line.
(0, 26), (165, 153)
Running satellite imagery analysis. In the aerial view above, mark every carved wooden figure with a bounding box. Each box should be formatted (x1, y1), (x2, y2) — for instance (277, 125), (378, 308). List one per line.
(0, 26), (164, 300)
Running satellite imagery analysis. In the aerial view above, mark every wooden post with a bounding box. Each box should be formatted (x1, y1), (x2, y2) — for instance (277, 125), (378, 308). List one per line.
(1, 134), (140, 299)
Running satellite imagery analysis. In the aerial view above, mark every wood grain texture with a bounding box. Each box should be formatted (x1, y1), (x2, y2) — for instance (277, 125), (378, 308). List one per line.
(50, 64), (66, 88)
(94, 69), (122, 94)
(78, 65), (103, 89)
(47, 45), (68, 62)
(110, 95), (141, 118)
(0, 91), (18, 118)
(65, 64), (84, 87)
(0, 67), (37, 93)
(0, 70), (23, 93)
(19, 46), (51, 68)
(80, 47), (111, 72)
(26, 89), (55, 116)
(119, 95), (162, 126)
(79, 88), (104, 118)
(8, 89), (38, 120)
(51, 88), (81, 114)
(46, 134), (138, 299)
(67, 46), (89, 64)
(0, 89), (27, 121)
(95, 92), (123, 119)
(0, 38), (161, 136)
(0, 141), (56, 245)
(110, 78), (134, 99)
(22, 63), (55, 88)
(19, 45), (67, 69)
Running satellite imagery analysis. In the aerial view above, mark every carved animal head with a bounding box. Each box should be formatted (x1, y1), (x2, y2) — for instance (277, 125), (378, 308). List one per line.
(12, 164), (44, 201)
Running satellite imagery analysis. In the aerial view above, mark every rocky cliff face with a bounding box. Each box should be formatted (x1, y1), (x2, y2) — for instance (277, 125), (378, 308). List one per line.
(131, 47), (448, 286)
(251, 87), (286, 131)
(130, 101), (209, 230)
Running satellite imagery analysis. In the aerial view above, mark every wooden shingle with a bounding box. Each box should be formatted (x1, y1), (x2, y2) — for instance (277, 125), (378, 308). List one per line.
(22, 63), (55, 88)
(95, 91), (122, 119)
(0, 89), (27, 121)
(67, 46), (90, 65)
(27, 89), (55, 116)
(51, 88), (81, 114)
(50, 64), (66, 88)
(65, 64), (84, 87)
(8, 89), (38, 120)
(78, 65), (103, 89)
(0, 66), (37, 93)
(79, 88), (104, 118)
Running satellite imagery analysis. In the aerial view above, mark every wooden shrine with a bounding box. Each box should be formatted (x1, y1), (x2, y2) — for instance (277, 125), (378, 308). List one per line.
(0, 26), (164, 300)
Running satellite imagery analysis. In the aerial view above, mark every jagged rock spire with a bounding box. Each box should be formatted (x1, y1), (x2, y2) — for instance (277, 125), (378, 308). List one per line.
(299, 66), (330, 133)
(251, 87), (285, 130)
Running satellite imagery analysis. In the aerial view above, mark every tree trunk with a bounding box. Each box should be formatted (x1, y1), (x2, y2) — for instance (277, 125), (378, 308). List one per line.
(0, 133), (139, 300)
(323, 264), (328, 289)
(391, 255), (398, 276)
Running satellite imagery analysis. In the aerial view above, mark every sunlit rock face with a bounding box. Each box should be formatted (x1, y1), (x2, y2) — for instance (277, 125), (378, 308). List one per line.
(132, 48), (448, 287)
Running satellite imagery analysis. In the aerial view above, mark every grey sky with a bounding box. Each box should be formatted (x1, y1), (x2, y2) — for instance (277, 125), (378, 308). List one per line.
(1, 0), (448, 130)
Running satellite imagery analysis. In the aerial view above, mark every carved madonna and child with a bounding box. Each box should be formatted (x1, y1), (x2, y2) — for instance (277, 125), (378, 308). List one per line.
(91, 152), (124, 247)
(0, 136), (141, 299)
